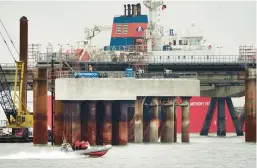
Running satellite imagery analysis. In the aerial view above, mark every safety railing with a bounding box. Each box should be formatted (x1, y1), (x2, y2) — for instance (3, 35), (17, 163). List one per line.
(0, 63), (35, 69)
(103, 44), (210, 52)
(35, 52), (256, 64)
(54, 70), (198, 79)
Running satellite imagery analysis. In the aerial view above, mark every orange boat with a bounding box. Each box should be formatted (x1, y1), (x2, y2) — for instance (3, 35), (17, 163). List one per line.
(60, 139), (112, 157)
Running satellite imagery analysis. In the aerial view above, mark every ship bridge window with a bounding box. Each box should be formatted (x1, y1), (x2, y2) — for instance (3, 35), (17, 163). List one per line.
(173, 40), (176, 45)
(116, 24), (122, 34)
(179, 40), (188, 45)
(123, 24), (128, 34)
(189, 39), (201, 45)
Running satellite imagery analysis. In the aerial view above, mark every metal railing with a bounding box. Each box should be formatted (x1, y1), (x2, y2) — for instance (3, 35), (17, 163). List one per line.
(35, 52), (256, 64)
(0, 63), (35, 69)
(55, 70), (198, 79)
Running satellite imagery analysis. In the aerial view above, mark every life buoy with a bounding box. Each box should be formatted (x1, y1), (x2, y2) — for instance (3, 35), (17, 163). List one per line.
(208, 45), (212, 49)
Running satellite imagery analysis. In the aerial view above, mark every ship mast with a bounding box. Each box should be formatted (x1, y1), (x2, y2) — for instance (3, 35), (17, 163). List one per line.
(143, 0), (164, 52)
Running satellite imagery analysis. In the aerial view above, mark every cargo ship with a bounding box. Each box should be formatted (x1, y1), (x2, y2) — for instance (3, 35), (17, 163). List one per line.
(42, 0), (244, 134)
(0, 0), (245, 138)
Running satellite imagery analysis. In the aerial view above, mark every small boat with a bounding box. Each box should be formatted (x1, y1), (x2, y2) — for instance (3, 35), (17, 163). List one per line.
(60, 139), (112, 157)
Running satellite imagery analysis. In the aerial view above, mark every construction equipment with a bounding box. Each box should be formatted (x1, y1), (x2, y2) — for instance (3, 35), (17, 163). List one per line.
(0, 19), (33, 142)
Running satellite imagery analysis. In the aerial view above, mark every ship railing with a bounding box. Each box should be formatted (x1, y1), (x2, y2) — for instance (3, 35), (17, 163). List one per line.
(35, 52), (256, 65)
(55, 70), (198, 79)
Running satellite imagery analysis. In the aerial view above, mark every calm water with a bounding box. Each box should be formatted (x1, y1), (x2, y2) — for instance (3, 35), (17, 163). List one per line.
(0, 134), (255, 168)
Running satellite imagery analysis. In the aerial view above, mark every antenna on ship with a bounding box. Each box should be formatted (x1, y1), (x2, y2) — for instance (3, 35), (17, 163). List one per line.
(143, 0), (165, 51)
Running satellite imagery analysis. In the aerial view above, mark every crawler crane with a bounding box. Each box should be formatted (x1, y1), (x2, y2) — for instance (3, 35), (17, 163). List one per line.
(0, 19), (33, 142)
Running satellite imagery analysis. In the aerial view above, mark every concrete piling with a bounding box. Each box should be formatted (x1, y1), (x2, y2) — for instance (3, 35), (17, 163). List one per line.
(118, 101), (128, 145)
(88, 101), (97, 145)
(54, 100), (64, 145)
(149, 97), (159, 143)
(103, 101), (112, 144)
(161, 97), (175, 143)
(245, 68), (256, 142)
(33, 68), (48, 145)
(134, 96), (145, 143)
(181, 97), (191, 143)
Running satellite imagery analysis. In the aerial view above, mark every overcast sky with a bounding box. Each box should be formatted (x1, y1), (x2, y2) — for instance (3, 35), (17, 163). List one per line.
(0, 1), (253, 120)
(0, 0), (256, 63)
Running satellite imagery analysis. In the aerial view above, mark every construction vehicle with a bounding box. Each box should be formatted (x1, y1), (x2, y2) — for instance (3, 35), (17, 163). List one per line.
(0, 19), (33, 142)
(0, 61), (33, 142)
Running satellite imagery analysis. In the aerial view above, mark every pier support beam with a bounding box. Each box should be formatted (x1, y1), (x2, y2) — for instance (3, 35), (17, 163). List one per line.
(225, 97), (244, 136)
(217, 98), (226, 136)
(200, 98), (217, 136)
(81, 101), (88, 142)
(71, 102), (81, 144)
(118, 101), (128, 145)
(245, 68), (256, 142)
(63, 101), (72, 144)
(181, 97), (191, 143)
(88, 101), (97, 145)
(54, 100), (64, 145)
(128, 104), (135, 142)
(161, 97), (175, 143)
(134, 97), (146, 143)
(33, 68), (48, 145)
(239, 105), (245, 131)
(174, 103), (177, 142)
(149, 97), (159, 143)
(103, 101), (112, 145)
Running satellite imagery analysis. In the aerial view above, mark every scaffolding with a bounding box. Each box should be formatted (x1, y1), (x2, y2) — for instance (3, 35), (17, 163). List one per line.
(28, 43), (41, 67)
(126, 45), (149, 74)
(238, 45), (256, 62)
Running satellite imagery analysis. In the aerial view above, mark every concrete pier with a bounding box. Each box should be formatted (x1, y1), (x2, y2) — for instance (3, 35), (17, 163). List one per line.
(54, 77), (200, 145)
(134, 97), (145, 143)
(149, 97), (159, 143)
(55, 78), (200, 100)
(33, 68), (48, 145)
(103, 101), (112, 144)
(54, 100), (64, 145)
(181, 97), (191, 143)
(245, 68), (256, 142)
(118, 101), (128, 145)
(161, 97), (175, 143)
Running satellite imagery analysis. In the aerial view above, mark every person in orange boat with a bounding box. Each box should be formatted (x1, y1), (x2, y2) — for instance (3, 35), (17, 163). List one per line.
(74, 140), (90, 150)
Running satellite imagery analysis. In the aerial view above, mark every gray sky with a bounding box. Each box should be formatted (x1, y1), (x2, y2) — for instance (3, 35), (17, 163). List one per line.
(0, 0), (256, 63)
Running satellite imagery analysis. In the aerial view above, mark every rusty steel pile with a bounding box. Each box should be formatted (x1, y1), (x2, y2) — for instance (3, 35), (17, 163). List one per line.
(33, 97), (192, 146)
